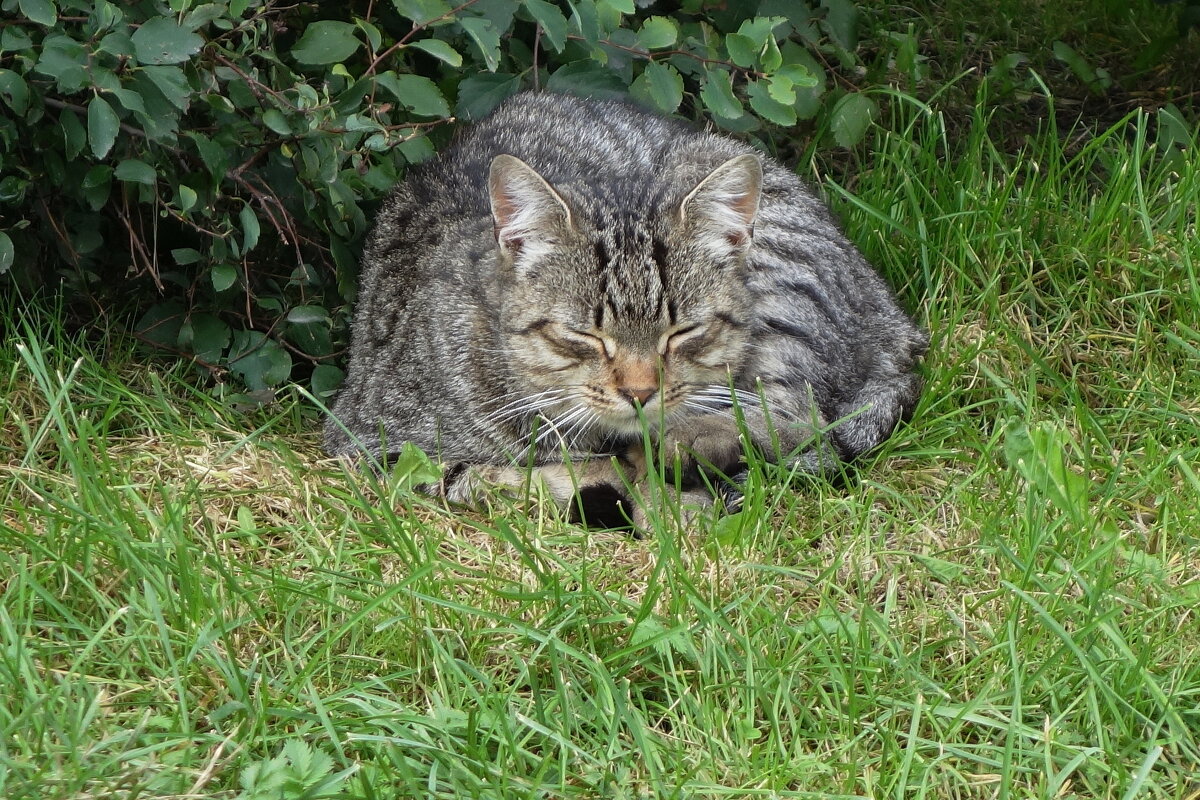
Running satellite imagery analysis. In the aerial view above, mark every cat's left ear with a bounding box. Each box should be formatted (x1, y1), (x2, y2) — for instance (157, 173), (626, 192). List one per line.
(679, 153), (762, 257)
(488, 154), (573, 262)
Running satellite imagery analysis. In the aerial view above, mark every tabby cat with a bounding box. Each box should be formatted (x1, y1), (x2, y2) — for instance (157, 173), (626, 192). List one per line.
(324, 92), (927, 525)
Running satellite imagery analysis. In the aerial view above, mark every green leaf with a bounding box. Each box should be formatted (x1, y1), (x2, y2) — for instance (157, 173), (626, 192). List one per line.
(398, 133), (435, 163)
(1051, 40), (1111, 93)
(391, 0), (452, 25)
(470, 0), (519, 34)
(0, 232), (13, 275)
(776, 61), (818, 89)
(90, 0), (123, 31)
(2, 27), (34, 53)
(375, 73), (450, 117)
(172, 247), (202, 265)
(765, 74), (795, 105)
(600, 0), (634, 14)
(736, 16), (785, 48)
(136, 302), (186, 350)
(228, 330), (292, 390)
(390, 442), (443, 489)
(287, 305), (330, 325)
(409, 38), (462, 66)
(546, 61), (627, 98)
(57, 107), (85, 161)
(286, 318), (332, 357)
(356, 19), (382, 52)
(631, 60), (683, 113)
(82, 165), (112, 210)
(699, 68), (743, 120)
(211, 263), (238, 291)
(0, 70), (30, 115)
(82, 164), (111, 189)
(35, 35), (90, 92)
(87, 96), (120, 159)
(131, 17), (205, 65)
(183, 4), (227, 31)
(747, 80), (796, 125)
(18, 0), (57, 27)
(637, 16), (678, 49)
(92, 68), (144, 115)
(570, 0), (601, 43)
(311, 365), (345, 399)
(759, 0), (815, 37)
(291, 20), (361, 65)
(725, 33), (758, 68)
(1004, 421), (1091, 525)
(140, 65), (191, 110)
(820, 0), (859, 50)
(239, 203), (260, 252)
(459, 17), (501, 71)
(780, 42), (824, 119)
(128, 71), (181, 142)
(525, 0), (569, 51)
(262, 108), (292, 135)
(179, 313), (231, 364)
(760, 36), (782, 72)
(829, 92), (877, 147)
(98, 31), (135, 57)
(114, 158), (157, 184)
(185, 131), (229, 177)
(455, 72), (520, 120)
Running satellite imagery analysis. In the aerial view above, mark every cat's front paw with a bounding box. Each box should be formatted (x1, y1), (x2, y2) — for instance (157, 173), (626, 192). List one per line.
(658, 415), (748, 488)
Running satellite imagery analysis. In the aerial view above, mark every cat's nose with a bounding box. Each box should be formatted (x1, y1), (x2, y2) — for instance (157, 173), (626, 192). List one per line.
(619, 387), (656, 406)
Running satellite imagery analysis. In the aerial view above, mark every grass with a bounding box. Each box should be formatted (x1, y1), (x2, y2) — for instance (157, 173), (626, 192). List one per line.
(4, 47), (1200, 800)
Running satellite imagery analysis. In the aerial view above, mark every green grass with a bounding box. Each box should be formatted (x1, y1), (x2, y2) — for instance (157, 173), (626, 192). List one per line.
(4, 84), (1200, 800)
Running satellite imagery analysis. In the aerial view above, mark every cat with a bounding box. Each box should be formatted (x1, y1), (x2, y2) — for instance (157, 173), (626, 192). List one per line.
(324, 91), (927, 525)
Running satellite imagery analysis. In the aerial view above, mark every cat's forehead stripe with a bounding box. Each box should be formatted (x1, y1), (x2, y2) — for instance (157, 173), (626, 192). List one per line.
(652, 238), (670, 322)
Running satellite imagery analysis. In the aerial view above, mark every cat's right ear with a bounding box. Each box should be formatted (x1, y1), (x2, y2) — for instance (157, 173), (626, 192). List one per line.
(488, 155), (573, 262)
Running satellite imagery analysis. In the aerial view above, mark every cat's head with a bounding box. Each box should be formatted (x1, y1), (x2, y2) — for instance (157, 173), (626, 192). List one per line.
(487, 152), (762, 439)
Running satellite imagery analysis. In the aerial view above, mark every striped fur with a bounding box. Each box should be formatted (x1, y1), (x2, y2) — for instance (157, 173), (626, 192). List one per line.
(325, 92), (927, 524)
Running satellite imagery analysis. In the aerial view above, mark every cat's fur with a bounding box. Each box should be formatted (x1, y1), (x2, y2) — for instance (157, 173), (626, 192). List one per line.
(324, 92), (927, 521)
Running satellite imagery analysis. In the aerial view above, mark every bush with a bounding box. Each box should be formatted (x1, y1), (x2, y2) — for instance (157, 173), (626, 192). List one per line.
(0, 0), (885, 398)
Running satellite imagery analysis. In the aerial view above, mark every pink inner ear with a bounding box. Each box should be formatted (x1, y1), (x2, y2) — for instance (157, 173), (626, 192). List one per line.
(491, 190), (517, 236)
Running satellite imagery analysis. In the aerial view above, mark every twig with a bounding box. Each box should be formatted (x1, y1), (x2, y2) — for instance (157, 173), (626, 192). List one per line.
(131, 329), (226, 378)
(116, 194), (163, 291)
(43, 96), (148, 140)
(37, 196), (80, 266)
(532, 24), (542, 91)
(364, 0), (485, 76)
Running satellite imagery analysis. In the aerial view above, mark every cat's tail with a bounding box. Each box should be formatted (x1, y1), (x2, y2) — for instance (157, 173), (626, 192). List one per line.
(829, 371), (924, 463)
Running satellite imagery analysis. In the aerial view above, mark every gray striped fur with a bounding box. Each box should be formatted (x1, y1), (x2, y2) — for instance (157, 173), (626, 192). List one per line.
(324, 92), (926, 521)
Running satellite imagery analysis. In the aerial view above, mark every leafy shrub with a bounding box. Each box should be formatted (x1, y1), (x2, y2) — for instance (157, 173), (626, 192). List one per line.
(0, 0), (886, 398)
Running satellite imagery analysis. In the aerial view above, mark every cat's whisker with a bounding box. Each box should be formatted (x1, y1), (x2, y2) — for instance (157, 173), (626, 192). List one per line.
(482, 389), (572, 425)
(686, 385), (804, 423)
(532, 402), (591, 451)
(482, 393), (566, 424)
(680, 401), (739, 422)
(560, 409), (599, 450)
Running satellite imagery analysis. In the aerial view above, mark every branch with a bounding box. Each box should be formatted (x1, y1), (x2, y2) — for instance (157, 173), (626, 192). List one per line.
(43, 97), (149, 140)
(364, 0), (485, 76)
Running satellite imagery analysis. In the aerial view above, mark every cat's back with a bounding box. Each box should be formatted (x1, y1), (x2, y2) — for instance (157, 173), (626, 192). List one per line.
(404, 94), (711, 217)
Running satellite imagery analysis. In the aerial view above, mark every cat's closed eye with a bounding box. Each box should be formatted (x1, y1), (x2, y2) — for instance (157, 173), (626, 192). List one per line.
(541, 331), (599, 362)
(659, 324), (704, 356)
